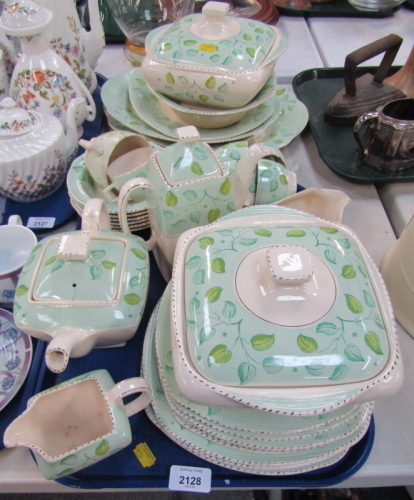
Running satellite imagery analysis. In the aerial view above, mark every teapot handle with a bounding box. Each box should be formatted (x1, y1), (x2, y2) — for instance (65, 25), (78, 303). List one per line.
(354, 111), (379, 156)
(118, 178), (156, 250)
(106, 377), (152, 418)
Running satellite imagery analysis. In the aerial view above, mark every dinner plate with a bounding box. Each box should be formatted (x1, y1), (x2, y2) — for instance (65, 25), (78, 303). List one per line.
(142, 302), (367, 475)
(0, 309), (32, 412)
(128, 68), (280, 141)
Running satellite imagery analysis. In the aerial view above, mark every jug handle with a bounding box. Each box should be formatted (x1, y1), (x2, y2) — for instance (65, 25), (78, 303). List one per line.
(118, 178), (156, 250)
(106, 377), (152, 417)
(82, 198), (111, 232)
(354, 111), (379, 156)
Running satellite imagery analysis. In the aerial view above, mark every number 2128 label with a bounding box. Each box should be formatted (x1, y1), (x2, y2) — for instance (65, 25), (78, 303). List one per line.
(169, 465), (212, 493)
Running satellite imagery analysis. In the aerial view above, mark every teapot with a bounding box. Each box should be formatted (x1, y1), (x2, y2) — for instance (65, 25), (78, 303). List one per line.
(0, 0), (96, 133)
(118, 126), (280, 280)
(13, 198), (150, 373)
(0, 96), (82, 202)
(33, 0), (105, 91)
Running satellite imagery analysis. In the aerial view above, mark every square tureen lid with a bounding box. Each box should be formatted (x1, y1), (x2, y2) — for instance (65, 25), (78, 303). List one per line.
(146, 1), (281, 73)
(174, 208), (400, 395)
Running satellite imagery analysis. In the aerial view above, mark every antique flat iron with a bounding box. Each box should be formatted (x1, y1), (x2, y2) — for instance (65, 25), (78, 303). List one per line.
(326, 34), (406, 126)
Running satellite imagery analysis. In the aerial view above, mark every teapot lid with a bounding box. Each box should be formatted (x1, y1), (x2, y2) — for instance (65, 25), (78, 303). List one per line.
(0, 0), (53, 37)
(155, 126), (223, 185)
(178, 209), (393, 389)
(0, 97), (38, 137)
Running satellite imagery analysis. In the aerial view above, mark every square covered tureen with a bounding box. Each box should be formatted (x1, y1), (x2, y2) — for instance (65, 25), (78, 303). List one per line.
(170, 205), (403, 415)
(142, 1), (287, 109)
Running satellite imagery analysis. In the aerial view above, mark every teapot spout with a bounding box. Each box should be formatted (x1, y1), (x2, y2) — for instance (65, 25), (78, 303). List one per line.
(229, 143), (277, 209)
(45, 328), (97, 373)
(65, 97), (85, 158)
(82, 0), (105, 68)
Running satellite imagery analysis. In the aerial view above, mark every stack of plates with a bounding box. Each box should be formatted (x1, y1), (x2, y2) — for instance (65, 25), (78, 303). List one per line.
(66, 154), (150, 231)
(101, 68), (309, 149)
(141, 285), (374, 475)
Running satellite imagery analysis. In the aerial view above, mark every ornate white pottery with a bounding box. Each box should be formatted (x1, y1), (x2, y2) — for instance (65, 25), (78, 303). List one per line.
(33, 0), (105, 91)
(170, 204), (403, 414)
(13, 198), (150, 373)
(0, 96), (81, 202)
(0, 49), (10, 100)
(0, 0), (96, 133)
(142, 1), (287, 109)
(4, 369), (151, 479)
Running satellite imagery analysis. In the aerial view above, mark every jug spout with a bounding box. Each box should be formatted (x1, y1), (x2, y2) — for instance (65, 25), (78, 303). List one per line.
(82, 0), (105, 69)
(3, 408), (43, 453)
(229, 143), (278, 209)
(46, 328), (97, 373)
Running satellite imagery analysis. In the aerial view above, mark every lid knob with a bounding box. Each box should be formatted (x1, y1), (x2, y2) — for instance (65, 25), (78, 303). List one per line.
(57, 234), (91, 261)
(0, 96), (37, 137)
(176, 125), (201, 144)
(0, 0), (53, 37)
(267, 245), (313, 285)
(189, 1), (241, 41)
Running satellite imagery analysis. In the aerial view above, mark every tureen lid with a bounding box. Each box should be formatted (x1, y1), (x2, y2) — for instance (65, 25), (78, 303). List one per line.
(0, 97), (38, 137)
(155, 126), (223, 185)
(147, 1), (279, 72)
(180, 211), (393, 390)
(0, 0), (53, 37)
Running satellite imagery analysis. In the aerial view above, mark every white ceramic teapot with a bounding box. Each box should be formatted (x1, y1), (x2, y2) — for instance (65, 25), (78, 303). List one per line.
(0, 0), (96, 133)
(0, 96), (82, 202)
(33, 0), (105, 91)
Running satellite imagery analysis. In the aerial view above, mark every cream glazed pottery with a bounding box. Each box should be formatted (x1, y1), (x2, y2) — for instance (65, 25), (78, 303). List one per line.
(0, 96), (81, 202)
(0, 0), (96, 133)
(13, 198), (150, 373)
(142, 1), (287, 109)
(118, 126), (280, 281)
(170, 204), (403, 414)
(34, 0), (105, 91)
(4, 369), (152, 479)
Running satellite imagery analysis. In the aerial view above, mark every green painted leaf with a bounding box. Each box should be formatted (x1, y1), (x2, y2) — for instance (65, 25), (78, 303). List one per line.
(205, 76), (216, 89)
(190, 297), (200, 310)
(324, 249), (336, 264)
(246, 47), (255, 57)
(254, 228), (272, 237)
(16, 284), (28, 296)
(173, 156), (184, 169)
(222, 301), (236, 319)
(199, 326), (216, 344)
(297, 334), (318, 353)
(238, 362), (256, 385)
(227, 201), (235, 212)
(162, 42), (172, 51)
(217, 229), (233, 236)
(239, 238), (257, 246)
(207, 208), (220, 223)
(374, 313), (385, 330)
(287, 229), (306, 237)
(270, 180), (278, 192)
(172, 50), (183, 60)
(218, 83), (228, 93)
(129, 273), (144, 287)
(338, 238), (351, 249)
(194, 146), (209, 160)
(183, 39), (196, 46)
(363, 290), (376, 308)
(305, 362), (324, 376)
(191, 162), (204, 175)
(262, 357), (284, 374)
(131, 248), (147, 260)
(178, 75), (189, 85)
(208, 407), (221, 416)
(316, 322), (337, 335)
(90, 265), (103, 280)
(31, 243), (42, 253)
(210, 54), (220, 63)
(276, 88), (286, 95)
(24, 254), (35, 267)
(222, 56), (233, 66)
(189, 211), (201, 224)
(90, 249), (106, 259)
(205, 286), (223, 303)
(365, 331), (383, 355)
(167, 351), (173, 364)
(279, 174), (288, 185)
(95, 440), (110, 456)
(124, 293), (141, 305)
(199, 237), (214, 248)
(102, 261), (116, 269)
(163, 210), (173, 221)
(208, 344), (232, 365)
(199, 95), (209, 103)
(320, 227), (338, 234)
(44, 256), (57, 266)
(255, 27), (264, 33)
(166, 72), (175, 84)
(165, 365), (174, 376)
(213, 94), (224, 102)
(329, 364), (348, 381)
(60, 454), (78, 466)
(211, 257), (226, 273)
(344, 343), (365, 362)
(244, 34), (253, 41)
(345, 294), (363, 314)
(260, 169), (272, 178)
(219, 177), (232, 195)
(341, 265), (356, 279)
(186, 256), (202, 269)
(166, 191), (178, 206)
(251, 334), (274, 351)
(193, 269), (205, 285)
(358, 265), (367, 278)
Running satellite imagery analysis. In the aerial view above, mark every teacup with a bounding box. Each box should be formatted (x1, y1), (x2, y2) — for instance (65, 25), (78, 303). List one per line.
(0, 215), (37, 308)
(354, 98), (414, 171)
(4, 369), (152, 480)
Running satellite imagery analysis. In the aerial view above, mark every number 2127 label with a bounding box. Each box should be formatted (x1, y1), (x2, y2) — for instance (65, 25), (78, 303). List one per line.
(169, 465), (212, 493)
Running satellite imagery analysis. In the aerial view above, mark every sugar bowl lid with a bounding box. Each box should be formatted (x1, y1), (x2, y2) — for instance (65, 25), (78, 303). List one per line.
(0, 98), (38, 137)
(0, 0), (53, 37)
(146, 1), (280, 72)
(176, 207), (397, 392)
